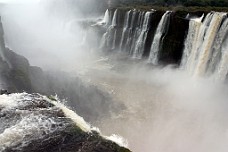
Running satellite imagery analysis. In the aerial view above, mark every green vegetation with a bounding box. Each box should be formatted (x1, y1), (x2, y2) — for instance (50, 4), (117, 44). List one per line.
(111, 0), (228, 12)
(115, 5), (228, 12)
(48, 95), (57, 101)
(118, 0), (228, 7)
(112, 0), (228, 12)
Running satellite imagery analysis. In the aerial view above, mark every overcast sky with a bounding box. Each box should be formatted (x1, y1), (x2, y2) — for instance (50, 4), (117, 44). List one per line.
(0, 0), (40, 3)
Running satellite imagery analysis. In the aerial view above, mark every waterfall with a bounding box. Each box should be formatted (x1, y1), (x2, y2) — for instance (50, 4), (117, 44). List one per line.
(100, 9), (153, 55)
(133, 11), (152, 59)
(99, 8), (227, 79)
(216, 39), (228, 80)
(100, 32), (108, 49)
(206, 17), (228, 75)
(181, 15), (204, 71)
(99, 9), (118, 50)
(129, 11), (145, 55)
(100, 27), (114, 49)
(214, 18), (228, 80)
(101, 9), (110, 26)
(181, 12), (228, 79)
(112, 29), (117, 50)
(104, 9), (110, 25)
(194, 12), (226, 76)
(112, 9), (118, 27)
(119, 10), (132, 50)
(148, 11), (171, 64)
(110, 9), (118, 50)
(124, 11), (137, 52)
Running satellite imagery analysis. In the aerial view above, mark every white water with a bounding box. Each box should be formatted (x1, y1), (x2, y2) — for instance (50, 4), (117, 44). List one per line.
(101, 9), (110, 26)
(0, 93), (128, 150)
(101, 9), (153, 56)
(112, 9), (118, 27)
(181, 16), (203, 71)
(83, 58), (228, 152)
(119, 10), (131, 50)
(122, 10), (137, 53)
(0, 93), (68, 150)
(129, 11), (145, 55)
(181, 12), (228, 79)
(194, 12), (226, 77)
(99, 9), (118, 50)
(133, 11), (152, 59)
(216, 35), (228, 80)
(148, 11), (171, 64)
(1, 1), (228, 152)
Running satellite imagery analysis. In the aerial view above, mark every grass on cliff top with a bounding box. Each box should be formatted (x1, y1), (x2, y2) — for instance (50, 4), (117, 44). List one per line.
(114, 4), (228, 13)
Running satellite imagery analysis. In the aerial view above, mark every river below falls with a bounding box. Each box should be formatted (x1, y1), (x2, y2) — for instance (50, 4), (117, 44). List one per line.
(71, 54), (228, 152)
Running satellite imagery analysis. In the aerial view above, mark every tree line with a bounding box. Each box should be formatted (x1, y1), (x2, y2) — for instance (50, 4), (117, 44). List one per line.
(117, 0), (228, 7)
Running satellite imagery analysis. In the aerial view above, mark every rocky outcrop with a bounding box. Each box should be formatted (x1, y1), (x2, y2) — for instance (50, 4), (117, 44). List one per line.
(160, 11), (189, 64)
(0, 17), (124, 123)
(0, 93), (130, 152)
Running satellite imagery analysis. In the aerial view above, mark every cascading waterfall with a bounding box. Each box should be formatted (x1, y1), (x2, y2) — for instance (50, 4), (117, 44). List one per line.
(194, 12), (226, 77)
(122, 10), (137, 53)
(119, 10), (132, 51)
(111, 9), (118, 50)
(98, 9), (227, 80)
(100, 9), (118, 50)
(148, 11), (171, 64)
(133, 11), (152, 59)
(206, 17), (228, 73)
(181, 12), (228, 79)
(213, 18), (228, 80)
(216, 40), (228, 80)
(103, 9), (110, 25)
(100, 9), (153, 56)
(112, 9), (118, 27)
(99, 9), (110, 26)
(112, 29), (117, 49)
(129, 11), (145, 55)
(181, 15), (204, 72)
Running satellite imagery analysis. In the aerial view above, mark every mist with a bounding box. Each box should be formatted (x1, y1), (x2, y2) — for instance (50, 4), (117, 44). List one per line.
(0, 0), (105, 70)
(94, 63), (228, 152)
(0, 0), (228, 152)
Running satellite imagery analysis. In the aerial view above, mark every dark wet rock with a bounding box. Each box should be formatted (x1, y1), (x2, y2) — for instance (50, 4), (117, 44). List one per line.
(159, 11), (190, 65)
(0, 89), (10, 95)
(0, 16), (125, 123)
(0, 93), (130, 152)
(95, 9), (207, 65)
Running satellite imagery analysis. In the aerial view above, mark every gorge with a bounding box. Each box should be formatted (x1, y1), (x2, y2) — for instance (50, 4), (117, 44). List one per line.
(0, 0), (228, 152)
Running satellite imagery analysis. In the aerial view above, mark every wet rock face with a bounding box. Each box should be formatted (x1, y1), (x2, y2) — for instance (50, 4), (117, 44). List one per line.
(0, 93), (130, 152)
(96, 9), (208, 65)
(160, 11), (190, 65)
(0, 17), (124, 123)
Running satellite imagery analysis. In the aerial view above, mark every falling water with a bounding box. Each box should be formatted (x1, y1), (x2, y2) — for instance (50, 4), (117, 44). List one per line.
(124, 10), (137, 53)
(216, 38), (228, 80)
(99, 9), (110, 26)
(99, 9), (118, 50)
(181, 15), (204, 71)
(112, 9), (118, 27)
(129, 11), (145, 55)
(112, 29), (117, 50)
(119, 10), (131, 50)
(148, 11), (171, 64)
(214, 18), (228, 80)
(181, 12), (228, 79)
(207, 18), (228, 77)
(194, 12), (226, 77)
(133, 11), (152, 59)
